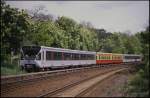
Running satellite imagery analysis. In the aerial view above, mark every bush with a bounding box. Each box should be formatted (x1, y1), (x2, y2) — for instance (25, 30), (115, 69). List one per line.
(125, 62), (149, 97)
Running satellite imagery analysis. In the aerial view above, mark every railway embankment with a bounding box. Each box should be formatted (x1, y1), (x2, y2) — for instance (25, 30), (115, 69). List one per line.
(1, 65), (133, 97)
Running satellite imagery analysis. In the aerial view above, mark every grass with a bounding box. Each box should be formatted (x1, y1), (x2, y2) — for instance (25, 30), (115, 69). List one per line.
(1, 65), (26, 76)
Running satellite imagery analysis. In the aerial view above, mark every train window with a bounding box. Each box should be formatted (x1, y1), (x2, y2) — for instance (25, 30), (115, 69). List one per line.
(46, 51), (51, 60)
(112, 56), (115, 60)
(125, 56), (138, 59)
(72, 53), (77, 60)
(64, 53), (71, 60)
(73, 53), (77, 60)
(72, 53), (74, 60)
(89, 55), (92, 60)
(106, 56), (108, 60)
(36, 53), (41, 60)
(87, 54), (89, 60)
(101, 55), (103, 60)
(93, 55), (95, 60)
(80, 54), (83, 60)
(99, 55), (100, 60)
(116, 56), (118, 60)
(21, 52), (24, 60)
(54, 52), (62, 60)
(75, 53), (78, 60)
(84, 54), (86, 60)
(108, 56), (110, 60)
(72, 53), (75, 60)
(107, 56), (108, 60)
(79, 54), (81, 60)
(100, 55), (102, 60)
(90, 55), (93, 60)
(89, 54), (92, 60)
(105, 56), (107, 60)
(86, 54), (88, 60)
(104, 56), (106, 60)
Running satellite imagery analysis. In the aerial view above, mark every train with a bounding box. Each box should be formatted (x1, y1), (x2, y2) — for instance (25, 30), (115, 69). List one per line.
(20, 46), (142, 72)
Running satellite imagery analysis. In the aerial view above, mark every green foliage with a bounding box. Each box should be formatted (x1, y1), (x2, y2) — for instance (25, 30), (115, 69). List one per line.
(124, 27), (149, 97)
(101, 32), (142, 54)
(1, 2), (149, 92)
(125, 65), (149, 97)
(1, 66), (26, 76)
(1, 3), (29, 54)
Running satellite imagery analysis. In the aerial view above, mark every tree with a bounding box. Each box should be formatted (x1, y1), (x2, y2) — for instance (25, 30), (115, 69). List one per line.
(1, 2), (29, 60)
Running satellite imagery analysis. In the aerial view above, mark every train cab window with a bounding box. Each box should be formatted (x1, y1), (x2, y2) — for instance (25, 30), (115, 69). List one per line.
(21, 52), (24, 60)
(54, 52), (62, 60)
(36, 53), (41, 60)
(46, 51), (51, 60)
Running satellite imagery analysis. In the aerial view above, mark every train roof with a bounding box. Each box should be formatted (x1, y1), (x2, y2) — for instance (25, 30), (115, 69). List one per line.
(96, 52), (122, 55)
(41, 46), (96, 54)
(123, 54), (142, 56)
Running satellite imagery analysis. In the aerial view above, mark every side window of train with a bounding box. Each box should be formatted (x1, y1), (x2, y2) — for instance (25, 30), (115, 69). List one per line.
(81, 54), (84, 60)
(54, 52), (62, 60)
(71, 53), (74, 60)
(46, 51), (51, 60)
(87, 54), (89, 60)
(100, 55), (102, 60)
(64, 53), (71, 60)
(74, 54), (79, 60)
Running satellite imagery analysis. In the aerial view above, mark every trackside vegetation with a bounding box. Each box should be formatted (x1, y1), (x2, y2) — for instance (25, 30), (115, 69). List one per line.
(1, 1), (149, 97)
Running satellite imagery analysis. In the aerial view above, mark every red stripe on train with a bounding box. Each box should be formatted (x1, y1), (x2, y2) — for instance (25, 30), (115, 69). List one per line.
(96, 60), (123, 64)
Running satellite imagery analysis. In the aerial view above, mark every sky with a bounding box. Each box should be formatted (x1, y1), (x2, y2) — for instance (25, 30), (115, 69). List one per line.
(6, 1), (149, 34)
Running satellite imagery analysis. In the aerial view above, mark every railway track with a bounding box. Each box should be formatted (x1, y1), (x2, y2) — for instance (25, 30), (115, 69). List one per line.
(37, 67), (127, 97)
(1, 64), (129, 97)
(1, 64), (124, 85)
(1, 65), (100, 85)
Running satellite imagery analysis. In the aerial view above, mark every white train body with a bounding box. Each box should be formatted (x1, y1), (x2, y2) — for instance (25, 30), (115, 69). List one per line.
(20, 46), (142, 72)
(123, 54), (142, 63)
(20, 46), (96, 71)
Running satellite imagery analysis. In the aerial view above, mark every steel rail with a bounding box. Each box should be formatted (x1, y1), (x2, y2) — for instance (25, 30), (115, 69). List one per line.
(37, 67), (127, 97)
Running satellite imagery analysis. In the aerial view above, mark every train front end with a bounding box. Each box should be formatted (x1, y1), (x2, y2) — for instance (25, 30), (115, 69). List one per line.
(20, 46), (42, 72)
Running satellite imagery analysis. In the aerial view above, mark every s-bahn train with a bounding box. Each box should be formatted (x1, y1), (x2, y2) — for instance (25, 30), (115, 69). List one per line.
(20, 46), (142, 72)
